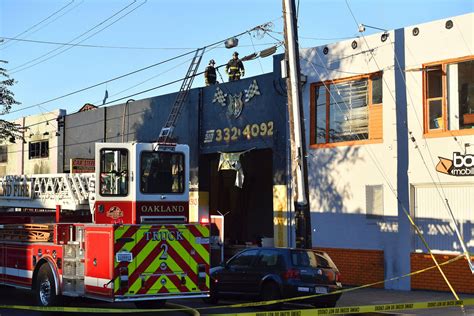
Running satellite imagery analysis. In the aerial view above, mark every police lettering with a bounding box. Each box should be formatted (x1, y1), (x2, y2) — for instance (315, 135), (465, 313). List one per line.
(141, 205), (185, 213)
(144, 231), (184, 241)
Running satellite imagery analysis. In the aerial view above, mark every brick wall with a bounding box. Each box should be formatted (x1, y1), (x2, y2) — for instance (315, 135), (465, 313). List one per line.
(316, 247), (384, 288)
(411, 253), (474, 294)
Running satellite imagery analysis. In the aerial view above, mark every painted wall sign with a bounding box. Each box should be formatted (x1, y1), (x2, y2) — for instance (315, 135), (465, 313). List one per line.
(204, 121), (274, 144)
(212, 80), (261, 119)
(436, 152), (474, 176)
(201, 75), (286, 152)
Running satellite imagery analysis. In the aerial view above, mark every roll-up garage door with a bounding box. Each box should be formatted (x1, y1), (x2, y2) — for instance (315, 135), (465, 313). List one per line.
(414, 185), (474, 253)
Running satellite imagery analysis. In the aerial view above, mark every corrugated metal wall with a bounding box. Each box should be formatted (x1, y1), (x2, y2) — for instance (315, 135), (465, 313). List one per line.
(414, 184), (474, 253)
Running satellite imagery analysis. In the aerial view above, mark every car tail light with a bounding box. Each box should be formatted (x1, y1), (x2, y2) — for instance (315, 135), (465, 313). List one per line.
(335, 271), (341, 283)
(282, 268), (300, 280)
(119, 267), (129, 290)
(200, 216), (209, 224)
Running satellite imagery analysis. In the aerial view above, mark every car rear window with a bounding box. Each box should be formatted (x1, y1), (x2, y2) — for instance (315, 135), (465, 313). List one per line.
(291, 250), (331, 268)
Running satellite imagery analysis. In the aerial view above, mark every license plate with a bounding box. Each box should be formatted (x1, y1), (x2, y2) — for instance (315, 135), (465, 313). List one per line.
(315, 286), (328, 294)
(116, 252), (133, 262)
(297, 286), (311, 292)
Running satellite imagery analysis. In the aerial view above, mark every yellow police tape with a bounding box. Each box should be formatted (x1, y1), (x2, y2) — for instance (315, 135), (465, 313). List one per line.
(211, 298), (474, 316)
(1, 298), (474, 315)
(0, 254), (470, 314)
(202, 254), (466, 310)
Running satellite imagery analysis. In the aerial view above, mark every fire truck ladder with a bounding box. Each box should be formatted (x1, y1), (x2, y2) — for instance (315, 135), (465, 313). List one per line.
(158, 47), (206, 143)
(0, 174), (94, 211)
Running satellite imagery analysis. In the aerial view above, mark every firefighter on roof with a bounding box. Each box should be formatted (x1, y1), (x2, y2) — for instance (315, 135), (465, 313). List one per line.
(204, 59), (217, 86)
(226, 51), (245, 81)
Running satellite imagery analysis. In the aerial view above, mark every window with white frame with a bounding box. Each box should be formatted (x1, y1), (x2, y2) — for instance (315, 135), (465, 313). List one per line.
(366, 184), (384, 217)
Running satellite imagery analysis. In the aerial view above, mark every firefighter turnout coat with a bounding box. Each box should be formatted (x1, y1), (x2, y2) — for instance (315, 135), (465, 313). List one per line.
(226, 58), (245, 81)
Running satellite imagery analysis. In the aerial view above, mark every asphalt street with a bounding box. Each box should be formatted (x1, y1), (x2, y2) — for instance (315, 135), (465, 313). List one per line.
(0, 286), (473, 316)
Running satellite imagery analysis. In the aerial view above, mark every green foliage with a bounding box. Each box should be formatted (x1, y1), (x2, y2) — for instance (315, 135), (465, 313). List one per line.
(0, 60), (24, 142)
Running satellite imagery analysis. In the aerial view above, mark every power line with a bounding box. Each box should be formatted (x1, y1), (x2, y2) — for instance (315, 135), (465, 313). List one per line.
(0, 36), (196, 50)
(9, 37), (282, 137)
(0, 36), (278, 50)
(1, 0), (85, 51)
(6, 48), (199, 115)
(6, 20), (276, 116)
(10, 0), (145, 74)
(0, 0), (75, 50)
(90, 44), (226, 105)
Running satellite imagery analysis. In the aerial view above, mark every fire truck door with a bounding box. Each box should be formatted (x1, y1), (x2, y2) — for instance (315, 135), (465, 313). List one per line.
(85, 228), (113, 293)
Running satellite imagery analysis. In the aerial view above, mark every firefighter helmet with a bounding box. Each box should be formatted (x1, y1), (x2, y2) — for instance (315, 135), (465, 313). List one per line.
(209, 59), (215, 65)
(233, 51), (239, 56)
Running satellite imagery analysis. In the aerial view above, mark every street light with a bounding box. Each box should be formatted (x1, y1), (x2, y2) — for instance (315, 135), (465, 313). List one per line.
(358, 23), (389, 42)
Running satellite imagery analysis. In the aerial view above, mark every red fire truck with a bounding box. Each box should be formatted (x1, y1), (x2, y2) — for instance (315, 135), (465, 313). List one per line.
(0, 142), (210, 307)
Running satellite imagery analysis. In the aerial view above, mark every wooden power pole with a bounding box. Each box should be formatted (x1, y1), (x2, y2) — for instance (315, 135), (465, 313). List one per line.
(283, 0), (312, 249)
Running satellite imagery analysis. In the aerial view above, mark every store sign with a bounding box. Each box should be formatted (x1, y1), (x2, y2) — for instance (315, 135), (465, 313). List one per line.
(70, 158), (95, 173)
(436, 152), (474, 176)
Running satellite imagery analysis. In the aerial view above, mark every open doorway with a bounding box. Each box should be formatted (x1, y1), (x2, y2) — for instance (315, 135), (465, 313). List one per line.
(200, 149), (274, 257)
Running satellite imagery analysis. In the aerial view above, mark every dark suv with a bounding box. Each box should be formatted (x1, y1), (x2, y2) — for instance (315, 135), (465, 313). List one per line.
(208, 247), (342, 307)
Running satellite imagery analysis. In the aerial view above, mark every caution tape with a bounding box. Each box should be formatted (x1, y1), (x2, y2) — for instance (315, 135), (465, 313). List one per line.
(199, 254), (466, 311)
(1, 298), (473, 315)
(210, 298), (474, 316)
(0, 255), (469, 313)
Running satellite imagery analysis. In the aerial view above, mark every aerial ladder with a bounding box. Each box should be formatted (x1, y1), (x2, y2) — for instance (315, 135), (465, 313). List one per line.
(158, 47), (206, 143)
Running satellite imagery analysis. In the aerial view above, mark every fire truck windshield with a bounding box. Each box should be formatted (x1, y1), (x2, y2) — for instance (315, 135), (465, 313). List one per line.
(140, 151), (185, 194)
(99, 148), (129, 196)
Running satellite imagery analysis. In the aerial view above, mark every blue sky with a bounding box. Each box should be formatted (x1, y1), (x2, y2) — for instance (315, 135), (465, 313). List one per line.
(0, 0), (473, 121)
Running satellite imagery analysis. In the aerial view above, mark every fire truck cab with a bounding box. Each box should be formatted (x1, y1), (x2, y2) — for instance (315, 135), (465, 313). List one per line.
(94, 143), (190, 225)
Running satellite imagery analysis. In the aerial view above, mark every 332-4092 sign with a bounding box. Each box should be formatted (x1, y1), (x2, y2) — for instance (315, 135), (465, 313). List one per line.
(204, 121), (273, 144)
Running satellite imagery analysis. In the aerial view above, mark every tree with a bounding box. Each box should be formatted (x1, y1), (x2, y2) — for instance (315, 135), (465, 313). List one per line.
(0, 60), (24, 142)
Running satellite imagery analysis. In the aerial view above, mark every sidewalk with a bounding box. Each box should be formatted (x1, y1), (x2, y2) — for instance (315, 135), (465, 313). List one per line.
(337, 287), (474, 315)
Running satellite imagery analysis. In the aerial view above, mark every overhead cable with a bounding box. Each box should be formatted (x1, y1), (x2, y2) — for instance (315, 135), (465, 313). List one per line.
(0, 0), (75, 50)
(10, 0), (145, 74)
(6, 20), (276, 115)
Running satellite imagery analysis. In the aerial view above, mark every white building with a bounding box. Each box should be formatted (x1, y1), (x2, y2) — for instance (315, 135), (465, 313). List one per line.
(0, 109), (65, 176)
(300, 13), (473, 292)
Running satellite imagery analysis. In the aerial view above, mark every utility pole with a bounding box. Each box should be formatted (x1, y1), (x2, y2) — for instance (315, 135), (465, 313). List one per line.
(282, 0), (312, 249)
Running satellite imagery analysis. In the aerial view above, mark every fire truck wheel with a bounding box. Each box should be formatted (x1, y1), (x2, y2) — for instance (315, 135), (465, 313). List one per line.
(134, 300), (166, 309)
(35, 264), (58, 306)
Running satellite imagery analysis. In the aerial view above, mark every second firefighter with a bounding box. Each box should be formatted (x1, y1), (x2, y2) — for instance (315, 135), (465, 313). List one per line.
(226, 52), (245, 81)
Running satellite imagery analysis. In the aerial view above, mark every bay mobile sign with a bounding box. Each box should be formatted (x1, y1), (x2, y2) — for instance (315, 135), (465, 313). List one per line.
(436, 152), (474, 176)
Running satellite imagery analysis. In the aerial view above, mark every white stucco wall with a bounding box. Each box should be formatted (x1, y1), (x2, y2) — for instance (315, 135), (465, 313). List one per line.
(298, 13), (473, 290)
(405, 13), (474, 184)
(0, 109), (65, 176)
(300, 28), (400, 246)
